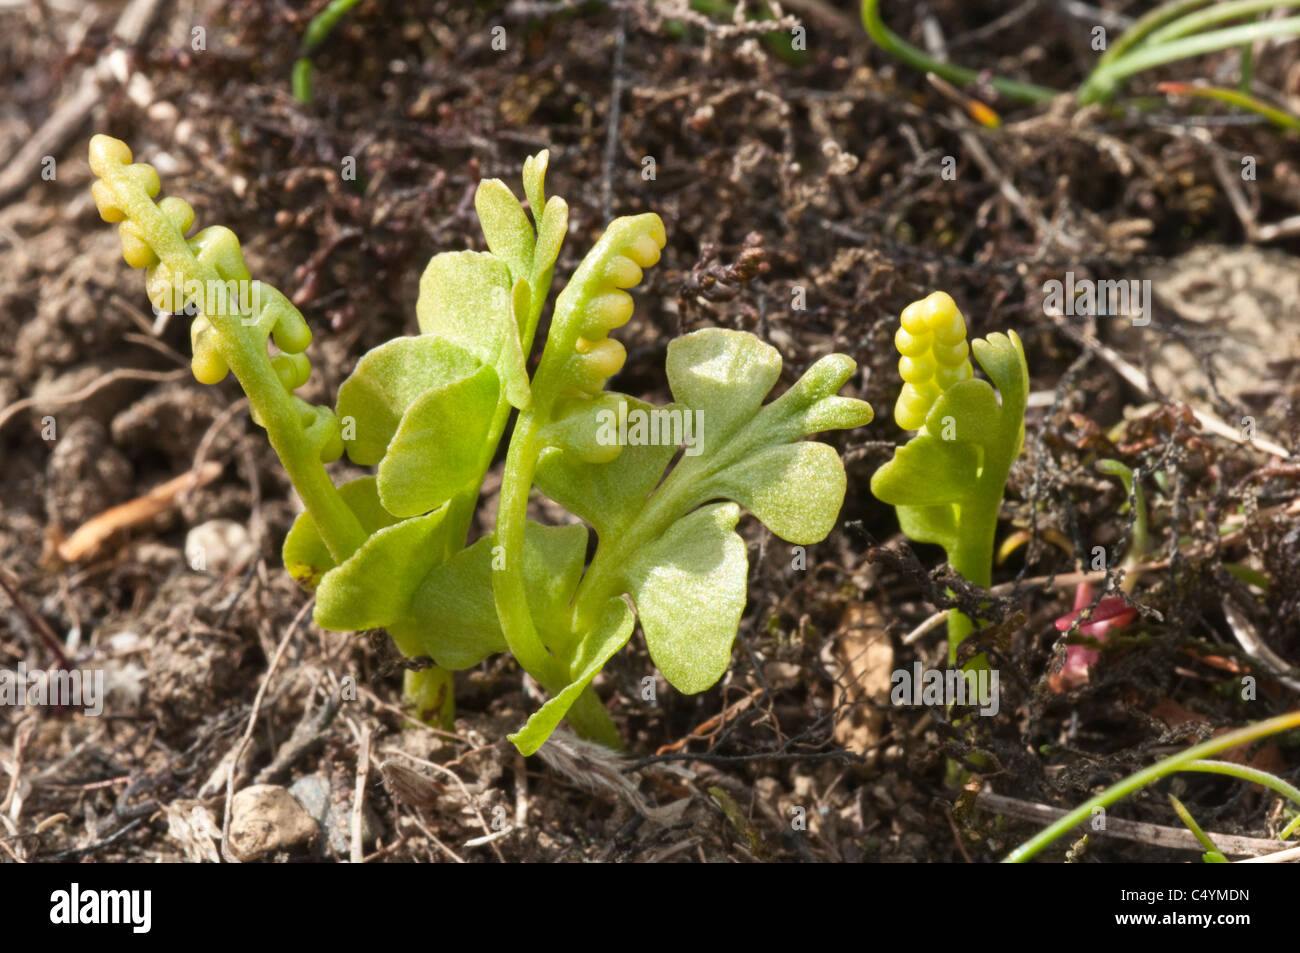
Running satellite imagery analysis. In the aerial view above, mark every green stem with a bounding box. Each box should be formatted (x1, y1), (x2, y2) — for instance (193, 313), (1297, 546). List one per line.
(1096, 459), (1150, 566)
(946, 503), (997, 665)
(492, 415), (561, 683)
(276, 437), (366, 562)
(859, 0), (1059, 104)
(293, 0), (365, 105)
(301, 0), (364, 53)
(944, 421), (1020, 664)
(490, 408), (622, 746)
(291, 59), (314, 105)
(403, 666), (455, 729)
(1004, 710), (1300, 862)
(236, 368), (364, 562)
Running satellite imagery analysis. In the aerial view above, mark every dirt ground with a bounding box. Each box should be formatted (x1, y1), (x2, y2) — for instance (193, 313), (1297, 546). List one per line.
(2, 0), (1299, 863)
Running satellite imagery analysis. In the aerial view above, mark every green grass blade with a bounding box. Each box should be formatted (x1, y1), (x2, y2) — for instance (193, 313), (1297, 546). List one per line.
(860, 0), (1058, 104)
(1159, 80), (1300, 130)
(1004, 710), (1300, 862)
(1144, 0), (1300, 46)
(1082, 16), (1300, 102)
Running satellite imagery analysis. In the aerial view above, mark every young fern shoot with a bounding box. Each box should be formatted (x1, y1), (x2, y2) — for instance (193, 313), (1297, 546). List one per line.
(90, 135), (873, 755)
(88, 135), (363, 557)
(87, 134), (464, 720)
(870, 292), (1028, 665)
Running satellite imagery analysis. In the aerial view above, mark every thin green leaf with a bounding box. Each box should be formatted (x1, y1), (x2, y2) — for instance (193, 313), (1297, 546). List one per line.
(533, 198), (568, 280)
(508, 597), (634, 756)
(521, 150), (549, 220)
(971, 331), (1029, 438)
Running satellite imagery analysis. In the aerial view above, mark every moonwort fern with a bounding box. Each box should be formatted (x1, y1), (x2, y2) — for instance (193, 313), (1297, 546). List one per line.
(870, 292), (1028, 665)
(90, 135), (873, 755)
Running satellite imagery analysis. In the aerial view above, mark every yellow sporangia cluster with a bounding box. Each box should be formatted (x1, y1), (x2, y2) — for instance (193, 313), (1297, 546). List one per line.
(893, 291), (974, 431)
(88, 134), (341, 461)
(562, 213), (666, 397)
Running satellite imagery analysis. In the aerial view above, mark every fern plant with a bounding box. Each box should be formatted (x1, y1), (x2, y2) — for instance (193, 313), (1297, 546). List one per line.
(870, 292), (1028, 664)
(89, 134), (873, 754)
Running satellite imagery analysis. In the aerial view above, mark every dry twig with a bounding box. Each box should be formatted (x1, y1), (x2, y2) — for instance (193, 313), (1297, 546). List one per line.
(55, 461), (223, 562)
(976, 791), (1288, 857)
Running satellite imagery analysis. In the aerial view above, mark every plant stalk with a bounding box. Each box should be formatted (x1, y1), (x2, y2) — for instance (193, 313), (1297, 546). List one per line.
(859, 0), (1059, 104)
(493, 410), (621, 748)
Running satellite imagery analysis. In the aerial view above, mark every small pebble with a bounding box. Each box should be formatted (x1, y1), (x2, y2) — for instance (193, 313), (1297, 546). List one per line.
(184, 519), (254, 575)
(288, 774), (379, 858)
(228, 784), (319, 861)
